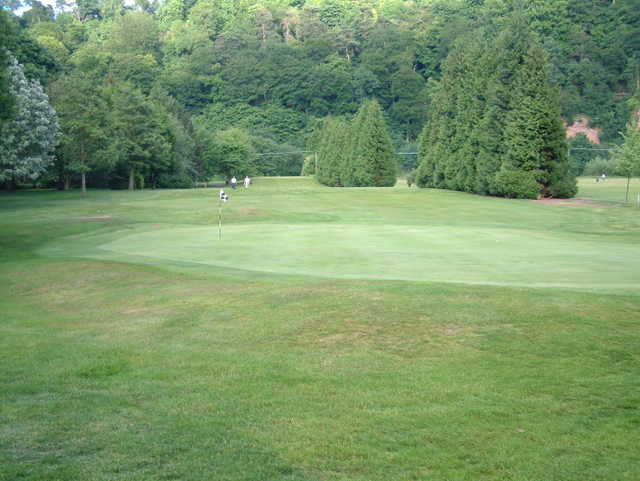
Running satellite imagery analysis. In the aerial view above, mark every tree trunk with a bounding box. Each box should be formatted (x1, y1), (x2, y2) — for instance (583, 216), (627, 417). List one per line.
(284, 20), (291, 43)
(64, 176), (70, 191)
(626, 175), (631, 203)
(129, 169), (135, 191)
(81, 172), (86, 196)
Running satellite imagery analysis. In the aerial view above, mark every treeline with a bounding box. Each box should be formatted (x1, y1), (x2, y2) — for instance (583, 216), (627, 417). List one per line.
(1, 0), (639, 190)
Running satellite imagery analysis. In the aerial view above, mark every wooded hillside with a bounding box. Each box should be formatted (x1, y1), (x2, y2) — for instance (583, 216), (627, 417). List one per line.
(1, 0), (639, 189)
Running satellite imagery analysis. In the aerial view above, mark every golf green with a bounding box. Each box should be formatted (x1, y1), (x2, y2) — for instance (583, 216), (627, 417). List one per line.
(95, 221), (639, 289)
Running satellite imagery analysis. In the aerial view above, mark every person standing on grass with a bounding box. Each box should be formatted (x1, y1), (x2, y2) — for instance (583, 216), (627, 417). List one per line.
(244, 176), (251, 188)
(231, 176), (237, 189)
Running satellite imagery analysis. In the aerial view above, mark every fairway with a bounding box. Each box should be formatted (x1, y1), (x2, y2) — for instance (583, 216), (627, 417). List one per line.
(2, 177), (640, 481)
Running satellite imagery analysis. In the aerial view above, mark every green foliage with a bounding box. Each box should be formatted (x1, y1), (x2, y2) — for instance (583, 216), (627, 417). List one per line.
(612, 122), (640, 178)
(201, 127), (257, 180)
(417, 18), (576, 199)
(494, 169), (541, 200)
(9, 0), (640, 190)
(344, 99), (396, 187)
(250, 136), (303, 176)
(0, 10), (14, 128)
(501, 40), (576, 198)
(49, 73), (109, 190)
(0, 57), (59, 186)
(406, 168), (416, 187)
(200, 103), (308, 147)
(316, 116), (348, 187)
(584, 156), (618, 177)
(104, 82), (171, 190)
(568, 135), (597, 176)
(300, 155), (315, 176)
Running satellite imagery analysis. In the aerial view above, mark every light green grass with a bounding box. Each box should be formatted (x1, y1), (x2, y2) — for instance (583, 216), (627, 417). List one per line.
(39, 177), (640, 291)
(576, 176), (640, 204)
(1, 178), (639, 481)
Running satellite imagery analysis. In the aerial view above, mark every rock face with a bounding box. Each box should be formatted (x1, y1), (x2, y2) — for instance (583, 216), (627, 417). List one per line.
(565, 116), (601, 144)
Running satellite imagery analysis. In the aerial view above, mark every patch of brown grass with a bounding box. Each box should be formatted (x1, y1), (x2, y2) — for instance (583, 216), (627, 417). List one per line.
(65, 215), (113, 222)
(531, 198), (611, 207)
(238, 207), (264, 216)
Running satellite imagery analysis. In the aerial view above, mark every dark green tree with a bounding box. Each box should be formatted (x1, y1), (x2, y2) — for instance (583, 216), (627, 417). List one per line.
(200, 127), (257, 180)
(417, 17), (575, 199)
(499, 42), (576, 199)
(343, 99), (396, 187)
(49, 74), (109, 193)
(316, 116), (348, 186)
(105, 83), (170, 190)
(0, 10), (14, 129)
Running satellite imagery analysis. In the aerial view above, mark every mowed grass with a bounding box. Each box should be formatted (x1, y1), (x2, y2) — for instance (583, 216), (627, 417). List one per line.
(575, 176), (640, 204)
(1, 177), (639, 481)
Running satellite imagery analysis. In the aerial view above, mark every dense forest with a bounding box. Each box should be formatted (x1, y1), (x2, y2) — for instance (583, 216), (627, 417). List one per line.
(1, 0), (639, 191)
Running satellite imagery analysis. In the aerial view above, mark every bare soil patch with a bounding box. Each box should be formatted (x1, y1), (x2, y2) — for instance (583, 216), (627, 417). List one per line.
(238, 207), (264, 216)
(66, 215), (113, 222)
(565, 116), (601, 144)
(531, 199), (610, 207)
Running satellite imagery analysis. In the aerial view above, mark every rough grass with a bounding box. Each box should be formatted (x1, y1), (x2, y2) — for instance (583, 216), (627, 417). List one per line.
(1, 178), (639, 481)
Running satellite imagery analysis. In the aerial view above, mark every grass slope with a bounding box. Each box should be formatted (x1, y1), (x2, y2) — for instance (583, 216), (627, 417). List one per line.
(1, 177), (639, 481)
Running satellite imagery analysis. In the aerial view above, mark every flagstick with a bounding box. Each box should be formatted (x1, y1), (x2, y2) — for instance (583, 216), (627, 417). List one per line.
(218, 197), (223, 240)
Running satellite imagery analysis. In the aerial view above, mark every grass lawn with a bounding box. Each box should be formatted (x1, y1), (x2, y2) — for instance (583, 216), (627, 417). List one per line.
(1, 177), (639, 480)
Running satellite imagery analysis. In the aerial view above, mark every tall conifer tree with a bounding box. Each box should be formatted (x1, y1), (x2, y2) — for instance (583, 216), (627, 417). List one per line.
(417, 16), (575, 199)
(344, 99), (396, 187)
(316, 117), (347, 187)
(499, 42), (577, 198)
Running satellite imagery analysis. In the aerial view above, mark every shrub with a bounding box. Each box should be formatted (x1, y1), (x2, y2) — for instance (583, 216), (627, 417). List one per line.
(495, 169), (540, 199)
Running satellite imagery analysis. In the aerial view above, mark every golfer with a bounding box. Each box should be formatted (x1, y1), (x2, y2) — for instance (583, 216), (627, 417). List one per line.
(231, 176), (237, 189)
(244, 176), (251, 188)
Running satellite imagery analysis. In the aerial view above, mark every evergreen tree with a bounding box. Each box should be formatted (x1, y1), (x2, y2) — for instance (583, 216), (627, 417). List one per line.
(0, 57), (59, 188)
(499, 42), (576, 199)
(417, 17), (575, 199)
(316, 117), (347, 187)
(343, 99), (396, 187)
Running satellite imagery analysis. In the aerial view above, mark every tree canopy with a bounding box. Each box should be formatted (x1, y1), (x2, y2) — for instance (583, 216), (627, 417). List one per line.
(416, 18), (577, 199)
(1, 0), (638, 190)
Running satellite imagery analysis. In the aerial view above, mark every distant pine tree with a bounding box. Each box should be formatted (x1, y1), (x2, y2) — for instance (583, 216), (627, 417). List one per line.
(499, 42), (576, 198)
(417, 16), (575, 199)
(316, 117), (347, 186)
(345, 99), (396, 187)
(341, 106), (366, 187)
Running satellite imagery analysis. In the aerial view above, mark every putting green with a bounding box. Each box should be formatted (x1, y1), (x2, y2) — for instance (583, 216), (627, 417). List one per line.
(97, 223), (640, 289)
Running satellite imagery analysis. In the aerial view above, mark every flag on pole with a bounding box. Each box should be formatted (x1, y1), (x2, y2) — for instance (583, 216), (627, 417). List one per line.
(218, 189), (229, 240)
